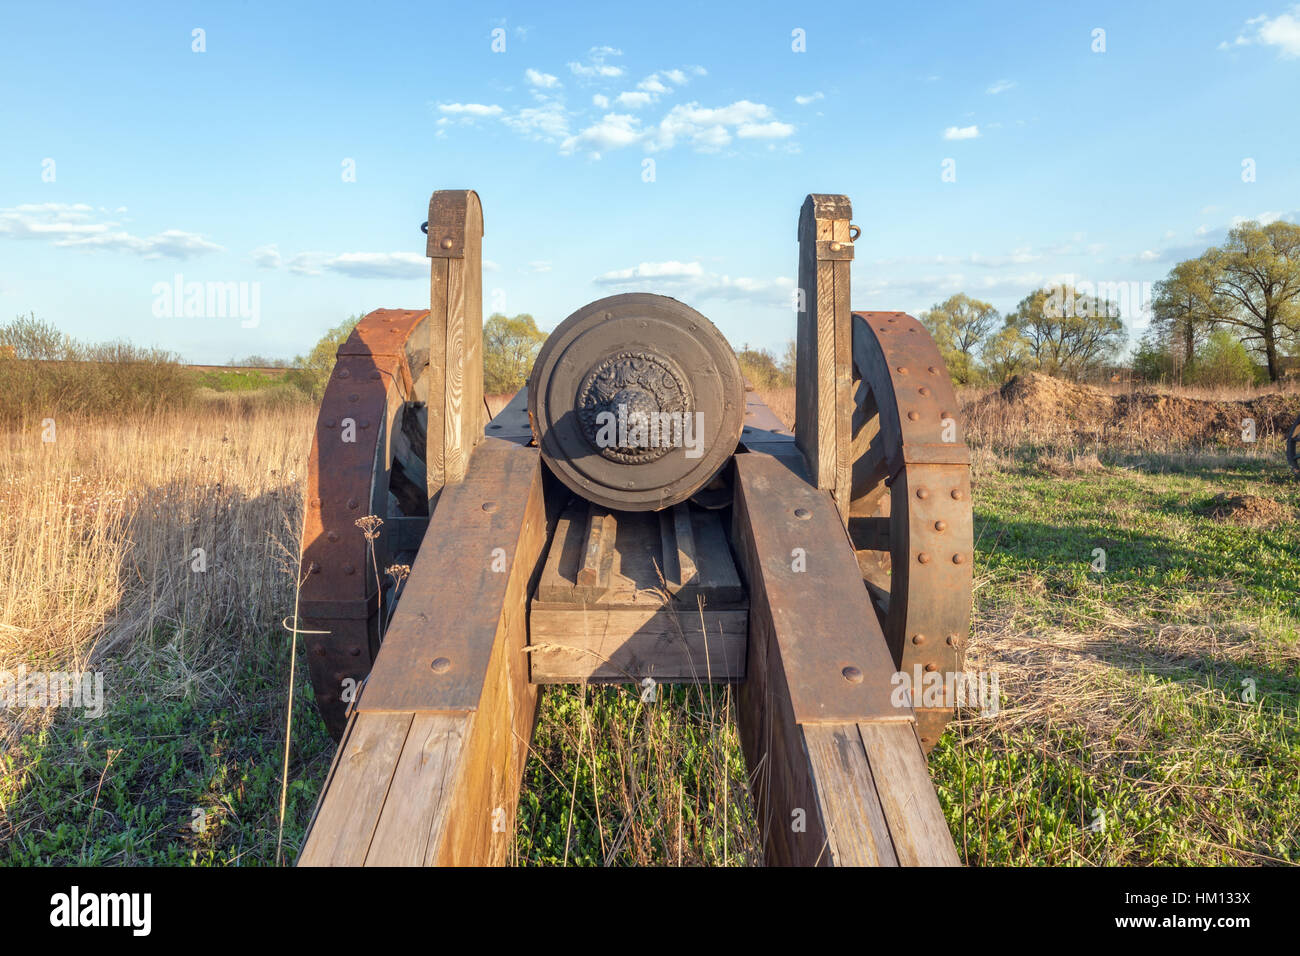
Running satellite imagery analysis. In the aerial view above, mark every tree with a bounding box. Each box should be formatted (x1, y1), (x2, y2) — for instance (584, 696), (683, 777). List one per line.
(483, 313), (547, 394)
(1200, 221), (1300, 382)
(920, 293), (999, 384)
(1010, 286), (1125, 379)
(0, 313), (73, 359)
(1189, 328), (1262, 387)
(980, 322), (1031, 383)
(1150, 257), (1215, 383)
(286, 315), (363, 400)
(735, 344), (791, 389)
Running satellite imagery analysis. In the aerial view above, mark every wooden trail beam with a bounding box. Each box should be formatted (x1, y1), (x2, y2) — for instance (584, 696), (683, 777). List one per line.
(731, 451), (959, 866)
(795, 194), (854, 522)
(426, 189), (486, 504)
(299, 439), (547, 866)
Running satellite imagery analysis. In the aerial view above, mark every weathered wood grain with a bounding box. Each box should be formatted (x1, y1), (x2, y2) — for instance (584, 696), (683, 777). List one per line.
(298, 712), (413, 866)
(528, 607), (747, 682)
(858, 721), (960, 865)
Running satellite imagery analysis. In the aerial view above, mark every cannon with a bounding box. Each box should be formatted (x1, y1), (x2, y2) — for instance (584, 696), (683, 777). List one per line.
(296, 190), (973, 866)
(1288, 414), (1300, 476)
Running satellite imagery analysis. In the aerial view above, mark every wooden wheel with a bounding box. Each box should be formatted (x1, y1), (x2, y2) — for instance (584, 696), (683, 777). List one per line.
(846, 311), (974, 750)
(1287, 414), (1300, 478)
(298, 309), (432, 738)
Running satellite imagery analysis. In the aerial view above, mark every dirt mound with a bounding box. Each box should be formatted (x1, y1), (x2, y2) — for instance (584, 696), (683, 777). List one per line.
(999, 372), (1113, 422)
(980, 373), (1300, 448)
(1195, 493), (1292, 527)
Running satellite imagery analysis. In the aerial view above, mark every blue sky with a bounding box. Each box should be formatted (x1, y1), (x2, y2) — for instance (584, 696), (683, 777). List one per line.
(2, 1), (1298, 362)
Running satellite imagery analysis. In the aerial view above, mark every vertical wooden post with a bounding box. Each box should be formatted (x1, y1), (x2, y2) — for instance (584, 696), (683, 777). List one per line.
(426, 189), (486, 503)
(794, 194), (854, 522)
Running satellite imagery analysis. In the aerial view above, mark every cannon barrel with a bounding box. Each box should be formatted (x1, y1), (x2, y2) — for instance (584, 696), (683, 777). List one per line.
(527, 293), (744, 511)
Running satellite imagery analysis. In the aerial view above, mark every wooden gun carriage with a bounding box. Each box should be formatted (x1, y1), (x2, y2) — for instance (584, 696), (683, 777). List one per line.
(296, 190), (973, 866)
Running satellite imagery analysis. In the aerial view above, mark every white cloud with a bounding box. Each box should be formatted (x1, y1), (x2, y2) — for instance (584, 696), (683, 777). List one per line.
(652, 100), (784, 151)
(568, 46), (624, 78)
(0, 203), (223, 259)
(637, 73), (670, 94)
(662, 69), (688, 85)
(592, 94), (610, 108)
(438, 102), (504, 117)
(524, 68), (560, 88)
(593, 260), (793, 307)
(986, 79), (1016, 94)
(249, 244), (282, 268)
(794, 92), (824, 105)
(286, 251), (427, 278)
(1221, 6), (1300, 57)
(527, 260), (552, 273)
(616, 91), (654, 109)
(561, 113), (644, 155)
(737, 121), (796, 139)
(943, 125), (980, 140)
(503, 103), (569, 141)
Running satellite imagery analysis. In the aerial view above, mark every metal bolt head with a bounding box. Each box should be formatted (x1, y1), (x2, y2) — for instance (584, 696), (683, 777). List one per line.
(431, 656), (452, 673)
(946, 634), (959, 647)
(342, 564), (355, 575)
(934, 520), (947, 532)
(440, 237), (453, 250)
(918, 552), (932, 564)
(951, 489), (964, 500)
(907, 411), (920, 421)
(841, 665), (863, 683)
(916, 488), (929, 500)
(924, 662), (939, 673)
(794, 507), (811, 520)
(912, 633), (925, 645)
(952, 553), (966, 565)
(482, 501), (498, 513)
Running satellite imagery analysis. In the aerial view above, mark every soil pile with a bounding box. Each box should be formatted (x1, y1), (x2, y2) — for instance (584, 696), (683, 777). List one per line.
(983, 372), (1300, 446)
(1195, 493), (1292, 528)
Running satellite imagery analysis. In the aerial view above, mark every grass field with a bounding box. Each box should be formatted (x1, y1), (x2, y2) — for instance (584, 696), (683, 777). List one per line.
(2, 383), (1297, 865)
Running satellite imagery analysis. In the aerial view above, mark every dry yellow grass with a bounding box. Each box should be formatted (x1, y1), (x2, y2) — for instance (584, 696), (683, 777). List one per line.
(0, 405), (313, 749)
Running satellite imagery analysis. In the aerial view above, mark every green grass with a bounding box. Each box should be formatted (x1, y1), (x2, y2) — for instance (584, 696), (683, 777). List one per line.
(926, 450), (1300, 865)
(0, 638), (333, 866)
(4, 448), (1297, 866)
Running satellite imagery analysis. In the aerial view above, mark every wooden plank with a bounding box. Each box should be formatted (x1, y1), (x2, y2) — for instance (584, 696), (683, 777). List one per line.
(484, 387), (532, 442)
(298, 712), (413, 866)
(577, 506), (612, 590)
(429, 544), (537, 865)
(731, 452), (900, 723)
(671, 503), (698, 590)
(360, 439), (544, 713)
(427, 256), (449, 498)
(832, 216), (853, 520)
(528, 607), (747, 682)
(365, 713), (466, 866)
(733, 450), (943, 867)
(794, 194), (853, 522)
(804, 724), (898, 866)
(426, 189), (485, 499)
(536, 501), (586, 603)
(858, 722), (960, 865)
